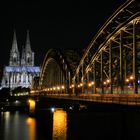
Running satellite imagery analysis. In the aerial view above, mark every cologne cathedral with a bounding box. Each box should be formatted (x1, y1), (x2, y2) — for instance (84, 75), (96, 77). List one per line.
(1, 31), (40, 89)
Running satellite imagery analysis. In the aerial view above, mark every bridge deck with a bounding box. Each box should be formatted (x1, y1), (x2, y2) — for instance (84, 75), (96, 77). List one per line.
(33, 93), (140, 106)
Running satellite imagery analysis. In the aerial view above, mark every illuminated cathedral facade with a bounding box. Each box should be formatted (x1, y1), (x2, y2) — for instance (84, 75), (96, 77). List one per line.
(1, 30), (40, 89)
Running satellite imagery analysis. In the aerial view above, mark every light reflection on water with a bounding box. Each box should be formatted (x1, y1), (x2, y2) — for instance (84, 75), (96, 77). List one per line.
(26, 117), (36, 140)
(52, 109), (67, 140)
(4, 111), (22, 140)
(1, 109), (140, 140)
(1, 111), (36, 140)
(0, 109), (67, 140)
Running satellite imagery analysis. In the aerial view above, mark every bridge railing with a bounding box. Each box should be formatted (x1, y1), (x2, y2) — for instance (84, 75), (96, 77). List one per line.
(79, 94), (140, 105)
(41, 93), (140, 106)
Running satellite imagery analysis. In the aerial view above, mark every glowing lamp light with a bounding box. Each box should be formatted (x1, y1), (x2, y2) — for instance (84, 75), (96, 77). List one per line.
(107, 79), (110, 83)
(61, 85), (65, 89)
(30, 90), (35, 93)
(91, 81), (94, 85)
(126, 79), (129, 82)
(103, 81), (106, 85)
(71, 84), (74, 88)
(138, 80), (140, 84)
(57, 86), (60, 90)
(130, 76), (134, 80)
(80, 83), (83, 86)
(88, 83), (91, 87)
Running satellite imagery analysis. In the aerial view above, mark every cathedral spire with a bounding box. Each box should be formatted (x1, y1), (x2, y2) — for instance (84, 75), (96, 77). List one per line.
(9, 30), (20, 66)
(24, 30), (34, 66)
(25, 30), (32, 52)
(11, 30), (19, 53)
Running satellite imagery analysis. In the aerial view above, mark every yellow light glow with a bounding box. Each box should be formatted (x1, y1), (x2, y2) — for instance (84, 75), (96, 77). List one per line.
(61, 85), (65, 89)
(91, 81), (94, 85)
(26, 117), (36, 140)
(30, 90), (35, 93)
(88, 83), (91, 87)
(88, 81), (94, 87)
(71, 84), (74, 88)
(53, 109), (67, 140)
(28, 99), (36, 113)
(130, 76), (134, 80)
(107, 79), (110, 83)
(104, 81), (106, 85)
(57, 87), (60, 90)
(80, 83), (83, 86)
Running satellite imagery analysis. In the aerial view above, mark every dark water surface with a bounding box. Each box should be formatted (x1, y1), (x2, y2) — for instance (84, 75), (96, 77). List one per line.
(0, 108), (140, 140)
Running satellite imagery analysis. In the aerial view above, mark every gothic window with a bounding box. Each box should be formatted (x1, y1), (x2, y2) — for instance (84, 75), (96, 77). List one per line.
(13, 53), (17, 63)
(27, 58), (30, 63)
(27, 53), (30, 63)
(13, 57), (16, 62)
(15, 74), (17, 83)
(13, 53), (17, 57)
(23, 73), (26, 83)
(5, 79), (8, 85)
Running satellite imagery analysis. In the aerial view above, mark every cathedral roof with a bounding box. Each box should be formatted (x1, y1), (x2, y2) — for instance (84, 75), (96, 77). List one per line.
(4, 66), (40, 73)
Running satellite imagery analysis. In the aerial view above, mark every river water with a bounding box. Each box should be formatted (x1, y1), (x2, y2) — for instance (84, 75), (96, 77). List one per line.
(0, 108), (140, 140)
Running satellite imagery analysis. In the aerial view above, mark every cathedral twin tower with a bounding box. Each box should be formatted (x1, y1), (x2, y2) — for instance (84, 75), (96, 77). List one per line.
(1, 30), (40, 90)
(9, 30), (34, 67)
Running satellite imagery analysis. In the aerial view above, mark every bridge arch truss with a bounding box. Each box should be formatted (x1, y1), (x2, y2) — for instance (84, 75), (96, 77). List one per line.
(39, 49), (72, 94)
(72, 0), (140, 95)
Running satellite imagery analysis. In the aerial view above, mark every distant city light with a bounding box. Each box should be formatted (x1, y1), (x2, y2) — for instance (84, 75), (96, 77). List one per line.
(51, 107), (55, 112)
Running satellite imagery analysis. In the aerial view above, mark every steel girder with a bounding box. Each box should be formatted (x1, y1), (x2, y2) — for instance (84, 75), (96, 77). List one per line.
(39, 49), (81, 94)
(73, 0), (140, 94)
(39, 49), (71, 93)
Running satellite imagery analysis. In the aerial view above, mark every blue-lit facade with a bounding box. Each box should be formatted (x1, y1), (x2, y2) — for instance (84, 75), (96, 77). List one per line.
(1, 30), (40, 89)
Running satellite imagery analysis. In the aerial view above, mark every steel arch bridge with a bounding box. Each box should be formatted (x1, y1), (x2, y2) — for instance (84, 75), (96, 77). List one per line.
(39, 49), (80, 94)
(39, 0), (140, 96)
(72, 0), (140, 95)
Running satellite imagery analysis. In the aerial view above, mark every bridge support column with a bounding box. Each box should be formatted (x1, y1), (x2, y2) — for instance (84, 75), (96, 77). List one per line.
(101, 50), (104, 94)
(120, 30), (124, 94)
(93, 62), (96, 94)
(77, 72), (80, 95)
(133, 22), (138, 94)
(81, 63), (84, 94)
(109, 42), (113, 94)
(68, 71), (71, 94)
(72, 78), (76, 95)
(87, 72), (89, 94)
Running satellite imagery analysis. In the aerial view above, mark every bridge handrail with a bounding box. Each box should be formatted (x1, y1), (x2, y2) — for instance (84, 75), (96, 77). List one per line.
(41, 93), (140, 106)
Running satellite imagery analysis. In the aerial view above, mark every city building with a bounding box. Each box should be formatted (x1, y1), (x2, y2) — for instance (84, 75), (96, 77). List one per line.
(1, 30), (40, 89)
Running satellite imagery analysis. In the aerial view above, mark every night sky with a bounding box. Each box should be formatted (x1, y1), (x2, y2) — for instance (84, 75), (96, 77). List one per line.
(0, 0), (126, 71)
